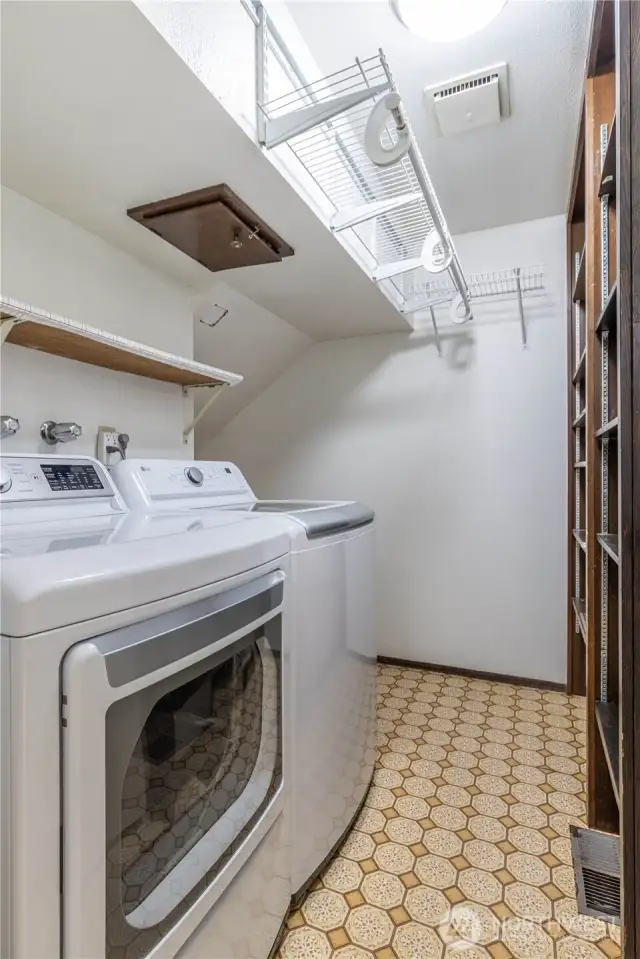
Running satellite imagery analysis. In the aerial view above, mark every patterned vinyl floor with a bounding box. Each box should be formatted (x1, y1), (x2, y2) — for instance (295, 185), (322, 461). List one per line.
(279, 663), (621, 959)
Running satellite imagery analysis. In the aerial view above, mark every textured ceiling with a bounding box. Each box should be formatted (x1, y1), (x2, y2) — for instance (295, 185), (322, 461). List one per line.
(286, 0), (592, 235)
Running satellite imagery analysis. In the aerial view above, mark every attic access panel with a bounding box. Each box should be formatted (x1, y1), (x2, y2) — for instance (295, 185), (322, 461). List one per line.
(128, 184), (294, 273)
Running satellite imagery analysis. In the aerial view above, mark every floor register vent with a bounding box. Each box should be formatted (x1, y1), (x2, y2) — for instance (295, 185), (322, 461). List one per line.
(570, 826), (621, 926)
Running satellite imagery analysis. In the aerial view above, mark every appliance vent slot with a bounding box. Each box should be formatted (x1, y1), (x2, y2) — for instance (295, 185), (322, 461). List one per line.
(434, 73), (499, 101)
(571, 826), (621, 925)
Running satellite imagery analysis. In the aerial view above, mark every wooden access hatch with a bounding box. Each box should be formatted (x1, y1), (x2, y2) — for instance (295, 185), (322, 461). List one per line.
(127, 183), (294, 273)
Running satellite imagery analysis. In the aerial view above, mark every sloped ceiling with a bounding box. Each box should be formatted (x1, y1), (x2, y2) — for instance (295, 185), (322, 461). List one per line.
(0, 0), (407, 340)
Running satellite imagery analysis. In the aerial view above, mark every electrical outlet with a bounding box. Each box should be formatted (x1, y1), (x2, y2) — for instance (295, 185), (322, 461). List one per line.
(97, 426), (119, 467)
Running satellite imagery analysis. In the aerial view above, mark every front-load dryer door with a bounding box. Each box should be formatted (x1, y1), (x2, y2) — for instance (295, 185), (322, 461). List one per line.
(61, 571), (285, 959)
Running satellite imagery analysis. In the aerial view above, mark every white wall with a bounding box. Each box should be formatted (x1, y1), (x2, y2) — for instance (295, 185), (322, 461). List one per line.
(194, 281), (311, 447)
(201, 216), (568, 684)
(1, 187), (196, 458)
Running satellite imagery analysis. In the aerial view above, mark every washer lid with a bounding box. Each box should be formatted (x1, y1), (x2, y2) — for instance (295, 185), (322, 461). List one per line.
(252, 501), (375, 539)
(1, 511), (288, 637)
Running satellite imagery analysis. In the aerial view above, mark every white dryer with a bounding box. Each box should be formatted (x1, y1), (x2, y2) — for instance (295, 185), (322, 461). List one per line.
(112, 459), (377, 900)
(0, 454), (291, 959)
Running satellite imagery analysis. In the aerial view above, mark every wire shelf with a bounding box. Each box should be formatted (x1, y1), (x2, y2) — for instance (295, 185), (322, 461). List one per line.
(401, 265), (545, 313)
(258, 38), (469, 314)
(262, 52), (442, 262)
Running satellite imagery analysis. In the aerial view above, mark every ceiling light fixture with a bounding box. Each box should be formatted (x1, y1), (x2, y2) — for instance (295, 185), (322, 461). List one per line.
(392, 0), (508, 43)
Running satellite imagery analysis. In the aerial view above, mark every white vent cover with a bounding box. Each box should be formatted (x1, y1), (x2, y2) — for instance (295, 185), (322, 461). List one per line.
(424, 63), (510, 137)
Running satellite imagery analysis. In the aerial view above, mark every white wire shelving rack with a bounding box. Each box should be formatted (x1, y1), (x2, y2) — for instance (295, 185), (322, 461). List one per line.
(246, 0), (471, 321)
(243, 1), (545, 344)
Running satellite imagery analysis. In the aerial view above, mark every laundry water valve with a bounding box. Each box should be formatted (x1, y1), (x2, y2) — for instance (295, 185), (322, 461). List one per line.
(40, 421), (82, 445)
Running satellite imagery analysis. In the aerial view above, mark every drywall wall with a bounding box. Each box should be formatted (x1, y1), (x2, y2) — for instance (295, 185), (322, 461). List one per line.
(202, 216), (568, 684)
(194, 281), (311, 447)
(0, 187), (196, 458)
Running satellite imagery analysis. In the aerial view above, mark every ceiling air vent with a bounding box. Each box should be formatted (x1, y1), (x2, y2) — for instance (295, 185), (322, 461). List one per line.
(424, 62), (510, 137)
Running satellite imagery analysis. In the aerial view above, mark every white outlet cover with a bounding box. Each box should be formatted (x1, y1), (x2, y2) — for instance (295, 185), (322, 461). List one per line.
(97, 428), (120, 466)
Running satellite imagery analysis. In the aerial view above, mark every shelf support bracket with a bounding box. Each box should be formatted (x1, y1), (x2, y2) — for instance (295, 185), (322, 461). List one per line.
(0, 317), (17, 345)
(401, 294), (451, 315)
(515, 267), (527, 347)
(262, 83), (390, 150)
(429, 306), (442, 358)
(373, 256), (424, 282)
(330, 193), (418, 233)
(182, 383), (229, 444)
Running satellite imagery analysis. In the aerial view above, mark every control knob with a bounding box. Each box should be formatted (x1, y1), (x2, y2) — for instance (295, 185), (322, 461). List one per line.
(185, 466), (204, 487)
(0, 468), (12, 494)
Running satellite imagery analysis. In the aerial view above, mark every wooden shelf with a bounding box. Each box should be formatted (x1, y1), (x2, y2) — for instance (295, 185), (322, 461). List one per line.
(573, 408), (587, 429)
(595, 701), (620, 805)
(565, 0), (631, 883)
(572, 247), (586, 303)
(598, 532), (620, 564)
(573, 597), (587, 642)
(0, 296), (242, 389)
(573, 347), (587, 383)
(596, 282), (617, 332)
(596, 417), (619, 438)
(573, 528), (587, 552)
(598, 113), (617, 198)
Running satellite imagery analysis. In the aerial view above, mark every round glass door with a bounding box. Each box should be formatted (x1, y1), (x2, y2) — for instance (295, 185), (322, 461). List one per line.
(104, 624), (282, 959)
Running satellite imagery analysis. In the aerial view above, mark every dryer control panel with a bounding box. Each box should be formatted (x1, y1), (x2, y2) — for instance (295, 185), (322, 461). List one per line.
(112, 459), (256, 511)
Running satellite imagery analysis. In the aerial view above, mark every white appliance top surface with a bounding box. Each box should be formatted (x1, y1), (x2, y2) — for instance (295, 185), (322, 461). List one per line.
(112, 460), (374, 539)
(0, 454), (289, 637)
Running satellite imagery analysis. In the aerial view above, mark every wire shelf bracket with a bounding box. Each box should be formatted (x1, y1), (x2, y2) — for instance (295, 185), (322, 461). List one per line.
(262, 82), (392, 149)
(250, 1), (472, 325)
(330, 192), (418, 233)
(373, 257), (424, 282)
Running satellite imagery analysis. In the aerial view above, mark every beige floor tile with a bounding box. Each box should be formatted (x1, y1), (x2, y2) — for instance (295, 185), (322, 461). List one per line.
(278, 666), (621, 959)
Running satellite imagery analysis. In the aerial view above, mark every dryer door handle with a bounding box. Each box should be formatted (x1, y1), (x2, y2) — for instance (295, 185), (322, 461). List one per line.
(92, 570), (284, 688)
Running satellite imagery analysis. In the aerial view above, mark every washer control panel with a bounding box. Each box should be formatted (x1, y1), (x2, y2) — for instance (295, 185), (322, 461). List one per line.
(0, 456), (114, 501)
(112, 459), (255, 511)
(0, 454), (127, 522)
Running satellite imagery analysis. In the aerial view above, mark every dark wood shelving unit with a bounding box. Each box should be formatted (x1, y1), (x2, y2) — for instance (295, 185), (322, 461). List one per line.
(565, 2), (640, 945)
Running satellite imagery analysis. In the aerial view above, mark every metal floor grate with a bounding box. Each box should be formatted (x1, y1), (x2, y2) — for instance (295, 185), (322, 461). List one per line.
(571, 825), (621, 925)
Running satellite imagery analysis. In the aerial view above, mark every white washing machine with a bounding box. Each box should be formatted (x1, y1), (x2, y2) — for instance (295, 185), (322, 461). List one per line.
(112, 459), (377, 900)
(0, 453), (291, 959)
